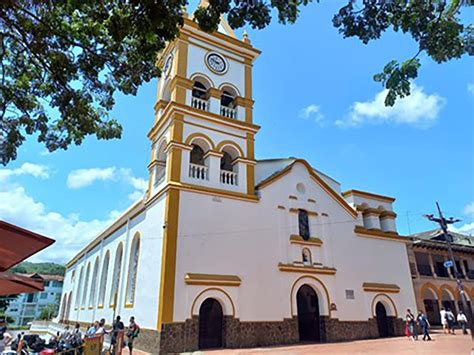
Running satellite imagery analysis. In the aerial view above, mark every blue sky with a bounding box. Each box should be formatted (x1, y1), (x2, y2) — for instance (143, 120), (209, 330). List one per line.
(1, 1), (473, 263)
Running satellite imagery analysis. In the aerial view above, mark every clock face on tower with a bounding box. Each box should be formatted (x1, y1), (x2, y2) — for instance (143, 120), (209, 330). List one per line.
(206, 52), (228, 74)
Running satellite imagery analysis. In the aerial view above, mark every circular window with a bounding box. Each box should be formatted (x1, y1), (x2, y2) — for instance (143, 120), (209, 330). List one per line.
(296, 183), (306, 194)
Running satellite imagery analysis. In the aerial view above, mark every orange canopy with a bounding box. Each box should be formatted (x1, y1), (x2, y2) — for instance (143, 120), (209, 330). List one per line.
(0, 220), (55, 272)
(0, 272), (44, 296)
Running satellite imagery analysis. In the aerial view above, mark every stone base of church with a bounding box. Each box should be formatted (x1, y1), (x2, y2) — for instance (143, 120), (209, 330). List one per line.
(137, 316), (405, 354)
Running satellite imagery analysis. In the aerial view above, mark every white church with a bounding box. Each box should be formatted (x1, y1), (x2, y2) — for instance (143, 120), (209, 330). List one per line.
(58, 12), (416, 353)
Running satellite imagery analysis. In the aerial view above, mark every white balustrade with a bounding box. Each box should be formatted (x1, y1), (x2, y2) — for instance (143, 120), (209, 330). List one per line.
(191, 97), (209, 111)
(220, 170), (238, 186)
(220, 106), (237, 119)
(189, 163), (208, 180)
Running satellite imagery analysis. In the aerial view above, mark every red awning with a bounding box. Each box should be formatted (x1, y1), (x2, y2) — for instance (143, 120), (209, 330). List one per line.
(0, 220), (55, 272)
(0, 272), (44, 296)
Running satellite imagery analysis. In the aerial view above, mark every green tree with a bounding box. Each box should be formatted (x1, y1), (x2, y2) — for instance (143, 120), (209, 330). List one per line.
(0, 295), (18, 312)
(38, 303), (58, 321)
(10, 262), (66, 276)
(1, 0), (472, 165)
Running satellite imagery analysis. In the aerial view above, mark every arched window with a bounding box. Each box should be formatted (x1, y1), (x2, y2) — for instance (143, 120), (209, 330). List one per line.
(110, 243), (124, 307)
(98, 251), (110, 307)
(220, 151), (233, 171)
(81, 263), (91, 308)
(220, 88), (237, 118)
(75, 267), (84, 309)
(298, 209), (310, 240)
(191, 81), (209, 110)
(125, 233), (141, 306)
(65, 291), (72, 321)
(190, 145), (205, 165)
(302, 248), (312, 265)
(154, 140), (167, 186)
(89, 257), (100, 308)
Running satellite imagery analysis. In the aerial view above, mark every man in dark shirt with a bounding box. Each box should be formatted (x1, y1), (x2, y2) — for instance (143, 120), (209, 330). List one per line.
(110, 315), (124, 354)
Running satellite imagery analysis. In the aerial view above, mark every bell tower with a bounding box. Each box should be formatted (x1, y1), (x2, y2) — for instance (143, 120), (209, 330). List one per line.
(147, 11), (261, 200)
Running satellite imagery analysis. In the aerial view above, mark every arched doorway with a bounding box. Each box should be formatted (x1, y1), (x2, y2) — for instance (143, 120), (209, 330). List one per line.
(422, 287), (441, 325)
(198, 298), (223, 349)
(296, 284), (320, 342)
(441, 288), (457, 316)
(375, 302), (390, 337)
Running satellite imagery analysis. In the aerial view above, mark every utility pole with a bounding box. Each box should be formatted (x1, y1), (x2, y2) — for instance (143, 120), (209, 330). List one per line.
(424, 202), (474, 342)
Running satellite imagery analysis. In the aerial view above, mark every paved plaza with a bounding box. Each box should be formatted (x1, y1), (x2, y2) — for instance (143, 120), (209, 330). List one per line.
(202, 332), (471, 355)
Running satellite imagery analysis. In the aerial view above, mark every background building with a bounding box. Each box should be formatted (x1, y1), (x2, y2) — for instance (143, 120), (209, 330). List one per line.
(407, 229), (474, 325)
(7, 274), (64, 326)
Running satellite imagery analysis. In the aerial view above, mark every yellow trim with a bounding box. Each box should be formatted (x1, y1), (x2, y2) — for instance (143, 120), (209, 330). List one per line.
(184, 132), (216, 150)
(321, 212), (329, 217)
(184, 273), (241, 286)
(88, 306), (93, 310)
(289, 208), (318, 216)
(169, 181), (258, 202)
(278, 263), (336, 275)
(244, 58), (253, 123)
(380, 211), (397, 218)
(172, 40), (188, 105)
(308, 198), (316, 203)
(157, 187), (180, 330)
(420, 282), (440, 300)
(371, 294), (398, 318)
(363, 282), (400, 293)
(289, 235), (323, 246)
(289, 195), (298, 200)
(216, 140), (245, 157)
(97, 305), (104, 309)
(190, 287), (236, 318)
(182, 18), (260, 58)
(277, 205), (286, 210)
(183, 120), (246, 140)
(290, 275), (332, 317)
(203, 150), (223, 159)
(342, 189), (395, 203)
(439, 283), (458, 301)
(246, 132), (255, 196)
(218, 82), (242, 97)
(354, 225), (407, 242)
(189, 72), (216, 89)
(208, 87), (222, 98)
(123, 232), (141, 309)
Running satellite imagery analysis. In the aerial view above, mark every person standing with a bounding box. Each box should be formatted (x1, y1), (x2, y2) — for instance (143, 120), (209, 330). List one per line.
(0, 317), (13, 354)
(417, 311), (431, 341)
(406, 309), (417, 341)
(446, 309), (455, 335)
(110, 315), (124, 354)
(126, 316), (140, 355)
(457, 310), (468, 335)
(440, 307), (448, 334)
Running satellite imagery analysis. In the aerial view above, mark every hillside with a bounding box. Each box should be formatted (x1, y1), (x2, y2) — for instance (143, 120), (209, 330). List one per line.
(10, 261), (65, 276)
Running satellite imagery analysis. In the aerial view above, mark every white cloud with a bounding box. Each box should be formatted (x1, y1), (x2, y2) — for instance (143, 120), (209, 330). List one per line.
(67, 167), (116, 189)
(468, 83), (474, 96)
(298, 104), (324, 123)
(450, 223), (474, 237)
(0, 173), (122, 263)
(0, 162), (50, 182)
(336, 83), (445, 128)
(463, 202), (474, 218)
(67, 166), (147, 201)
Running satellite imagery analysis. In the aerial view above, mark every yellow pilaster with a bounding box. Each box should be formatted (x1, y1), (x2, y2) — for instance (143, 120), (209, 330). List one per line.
(246, 132), (255, 195)
(244, 58), (253, 124)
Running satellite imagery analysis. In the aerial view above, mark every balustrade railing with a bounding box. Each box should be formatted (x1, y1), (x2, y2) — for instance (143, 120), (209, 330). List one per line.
(220, 170), (238, 186)
(191, 97), (208, 111)
(189, 163), (208, 180)
(220, 106), (237, 119)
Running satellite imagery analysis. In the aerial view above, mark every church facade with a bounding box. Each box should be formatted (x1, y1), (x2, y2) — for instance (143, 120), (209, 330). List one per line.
(59, 15), (416, 353)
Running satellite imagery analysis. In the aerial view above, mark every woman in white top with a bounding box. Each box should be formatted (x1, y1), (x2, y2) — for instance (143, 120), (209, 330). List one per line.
(440, 308), (448, 334)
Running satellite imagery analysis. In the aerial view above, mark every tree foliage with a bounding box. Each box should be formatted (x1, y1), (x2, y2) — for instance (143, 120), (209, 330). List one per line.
(38, 303), (58, 321)
(1, 0), (472, 164)
(10, 262), (66, 276)
(0, 295), (19, 312)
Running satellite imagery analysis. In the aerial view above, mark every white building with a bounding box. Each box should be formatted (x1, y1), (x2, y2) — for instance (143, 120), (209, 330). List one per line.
(58, 12), (416, 353)
(7, 274), (64, 326)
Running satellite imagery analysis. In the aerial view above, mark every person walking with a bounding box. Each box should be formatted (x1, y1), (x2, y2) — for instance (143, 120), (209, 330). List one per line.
(446, 309), (456, 335)
(126, 316), (140, 355)
(417, 311), (431, 341)
(405, 309), (417, 341)
(440, 307), (448, 334)
(0, 317), (13, 354)
(457, 310), (468, 335)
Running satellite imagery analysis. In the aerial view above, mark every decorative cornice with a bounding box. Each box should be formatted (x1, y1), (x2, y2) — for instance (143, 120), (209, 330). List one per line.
(362, 282), (400, 293)
(343, 189), (395, 203)
(278, 263), (336, 275)
(289, 208), (318, 216)
(354, 225), (407, 242)
(289, 235), (323, 246)
(184, 273), (241, 287)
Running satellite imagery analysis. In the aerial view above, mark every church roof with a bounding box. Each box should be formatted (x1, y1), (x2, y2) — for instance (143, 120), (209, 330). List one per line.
(255, 158), (341, 193)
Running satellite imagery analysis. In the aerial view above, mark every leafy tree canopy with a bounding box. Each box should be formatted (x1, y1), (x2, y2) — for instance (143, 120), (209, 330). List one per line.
(11, 261), (66, 276)
(1, 0), (472, 165)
